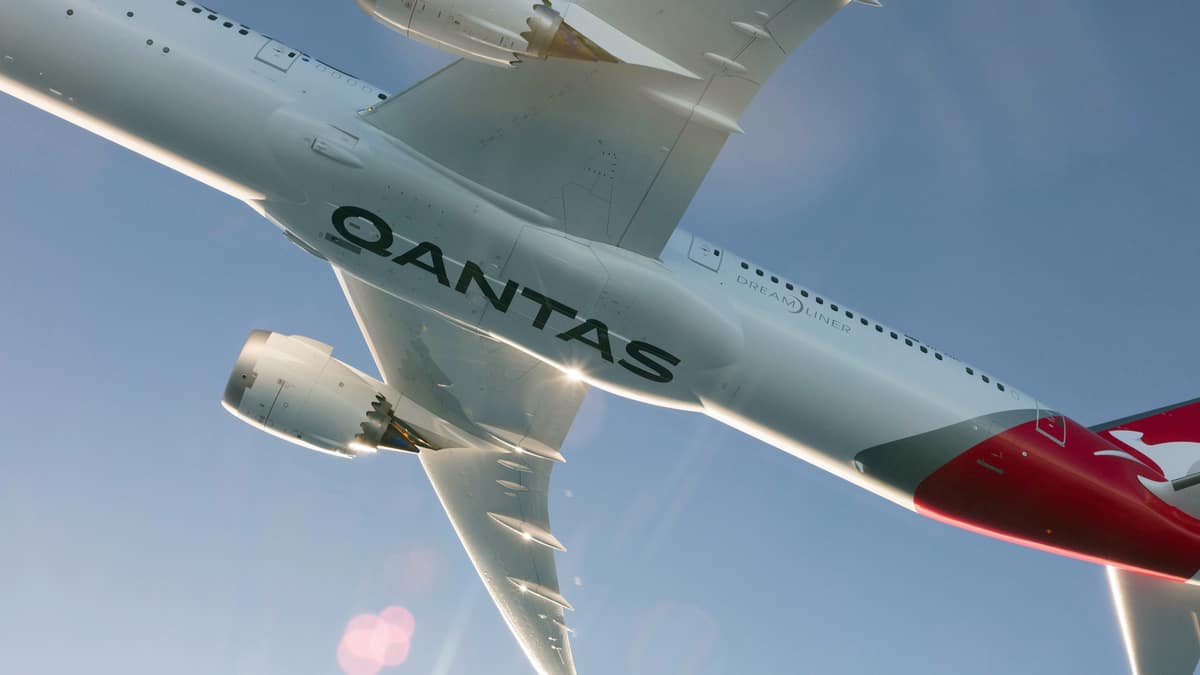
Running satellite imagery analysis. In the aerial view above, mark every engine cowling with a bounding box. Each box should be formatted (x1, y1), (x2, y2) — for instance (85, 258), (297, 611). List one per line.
(357, 0), (606, 66)
(222, 331), (427, 458)
(356, 0), (696, 77)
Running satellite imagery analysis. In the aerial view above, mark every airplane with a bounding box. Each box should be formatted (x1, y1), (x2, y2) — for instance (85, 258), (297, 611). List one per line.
(1, 0), (1196, 673)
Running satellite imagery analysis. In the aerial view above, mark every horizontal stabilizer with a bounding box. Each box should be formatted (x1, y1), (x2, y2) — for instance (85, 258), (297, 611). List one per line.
(1108, 566), (1200, 675)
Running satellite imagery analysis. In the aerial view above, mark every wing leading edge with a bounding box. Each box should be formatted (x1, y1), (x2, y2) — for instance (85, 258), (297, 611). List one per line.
(336, 269), (585, 675)
(363, 0), (852, 258)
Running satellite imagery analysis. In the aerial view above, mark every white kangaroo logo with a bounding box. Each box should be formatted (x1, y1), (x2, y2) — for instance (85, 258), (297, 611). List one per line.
(1108, 430), (1200, 480)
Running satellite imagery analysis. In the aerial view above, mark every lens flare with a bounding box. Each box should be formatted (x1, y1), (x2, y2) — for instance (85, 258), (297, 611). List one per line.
(337, 606), (416, 675)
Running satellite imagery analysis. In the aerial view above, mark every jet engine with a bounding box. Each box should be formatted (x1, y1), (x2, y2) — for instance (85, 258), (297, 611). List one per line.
(355, 0), (697, 77)
(222, 331), (429, 458)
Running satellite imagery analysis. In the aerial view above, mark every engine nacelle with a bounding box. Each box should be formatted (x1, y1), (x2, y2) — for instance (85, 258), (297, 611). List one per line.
(222, 331), (427, 458)
(356, 0), (697, 77)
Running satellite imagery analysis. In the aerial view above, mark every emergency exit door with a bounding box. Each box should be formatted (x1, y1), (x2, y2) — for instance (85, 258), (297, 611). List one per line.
(256, 39), (298, 72)
(688, 236), (723, 272)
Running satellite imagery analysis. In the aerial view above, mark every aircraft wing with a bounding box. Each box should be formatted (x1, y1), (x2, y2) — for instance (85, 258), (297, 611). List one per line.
(1107, 566), (1200, 675)
(336, 268), (586, 675)
(362, 0), (852, 258)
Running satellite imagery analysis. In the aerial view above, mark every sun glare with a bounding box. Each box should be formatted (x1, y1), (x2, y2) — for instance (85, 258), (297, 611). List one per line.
(337, 606), (416, 675)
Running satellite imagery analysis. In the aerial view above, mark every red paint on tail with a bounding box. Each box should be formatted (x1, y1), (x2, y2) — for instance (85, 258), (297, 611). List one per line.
(914, 415), (1200, 581)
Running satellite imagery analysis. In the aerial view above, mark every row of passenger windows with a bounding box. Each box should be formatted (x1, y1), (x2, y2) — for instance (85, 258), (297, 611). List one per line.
(174, 1), (254, 35)
(66, 4), (255, 51)
(739, 260), (1008, 393)
(170, 1), (388, 101)
(71, 3), (383, 101)
(84, 3), (250, 34)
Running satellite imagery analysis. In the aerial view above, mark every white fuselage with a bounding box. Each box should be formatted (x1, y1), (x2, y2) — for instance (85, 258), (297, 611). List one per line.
(0, 0), (1046, 508)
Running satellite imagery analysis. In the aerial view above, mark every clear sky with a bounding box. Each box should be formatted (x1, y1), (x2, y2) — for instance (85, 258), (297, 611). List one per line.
(1, 2), (1198, 674)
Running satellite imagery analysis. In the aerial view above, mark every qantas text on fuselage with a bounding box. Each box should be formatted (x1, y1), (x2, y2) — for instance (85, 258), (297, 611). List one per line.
(332, 205), (682, 383)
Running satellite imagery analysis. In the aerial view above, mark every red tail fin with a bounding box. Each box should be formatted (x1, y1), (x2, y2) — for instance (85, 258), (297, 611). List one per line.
(1094, 398), (1200, 483)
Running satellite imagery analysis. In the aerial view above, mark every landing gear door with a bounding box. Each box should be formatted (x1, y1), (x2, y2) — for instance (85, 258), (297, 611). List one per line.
(688, 236), (723, 272)
(256, 39), (298, 72)
(1036, 403), (1067, 447)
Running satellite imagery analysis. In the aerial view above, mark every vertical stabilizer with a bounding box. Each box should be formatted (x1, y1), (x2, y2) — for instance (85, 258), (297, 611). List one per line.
(1093, 399), (1200, 518)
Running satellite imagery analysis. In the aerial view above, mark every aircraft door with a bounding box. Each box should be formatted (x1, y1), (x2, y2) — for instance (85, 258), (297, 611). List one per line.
(256, 39), (298, 72)
(1036, 403), (1067, 447)
(688, 236), (723, 272)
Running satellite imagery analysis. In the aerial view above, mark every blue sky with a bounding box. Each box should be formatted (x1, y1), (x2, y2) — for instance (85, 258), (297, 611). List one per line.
(2, 2), (1199, 674)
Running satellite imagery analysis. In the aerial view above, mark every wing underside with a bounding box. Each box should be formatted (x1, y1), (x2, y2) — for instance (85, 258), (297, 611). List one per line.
(337, 269), (585, 674)
(363, 0), (851, 258)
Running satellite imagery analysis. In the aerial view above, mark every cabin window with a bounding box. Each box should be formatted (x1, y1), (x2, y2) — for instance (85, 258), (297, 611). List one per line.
(860, 318), (868, 326)
(816, 297), (824, 305)
(935, 353), (943, 361)
(966, 367), (974, 375)
(904, 339), (913, 346)
(845, 310), (854, 319)
(786, 283), (794, 291)
(801, 290), (809, 298)
(920, 346), (928, 354)
(771, 276), (779, 284)
(875, 325), (883, 333)
(756, 269), (764, 277)
(982, 375), (990, 383)
(741, 262), (749, 270)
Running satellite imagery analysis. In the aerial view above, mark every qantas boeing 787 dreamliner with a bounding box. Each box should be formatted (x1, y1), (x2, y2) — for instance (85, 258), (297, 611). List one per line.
(1, 1), (1196, 672)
